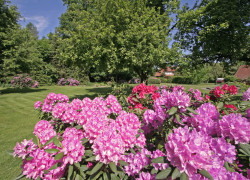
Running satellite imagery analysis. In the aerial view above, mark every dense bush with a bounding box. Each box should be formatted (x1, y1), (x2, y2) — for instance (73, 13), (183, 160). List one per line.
(10, 74), (39, 88)
(148, 77), (161, 84)
(157, 77), (168, 83)
(57, 78), (80, 86)
(224, 75), (237, 82)
(11, 84), (250, 179)
(172, 76), (192, 84)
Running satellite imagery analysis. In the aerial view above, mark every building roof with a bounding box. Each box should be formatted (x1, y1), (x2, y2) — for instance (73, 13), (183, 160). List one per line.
(155, 67), (175, 77)
(235, 65), (250, 80)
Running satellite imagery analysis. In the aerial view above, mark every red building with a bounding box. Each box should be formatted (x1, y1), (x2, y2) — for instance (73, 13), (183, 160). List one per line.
(155, 67), (175, 77)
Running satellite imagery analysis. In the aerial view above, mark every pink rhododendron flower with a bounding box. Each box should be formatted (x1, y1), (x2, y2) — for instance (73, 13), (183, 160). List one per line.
(33, 120), (56, 145)
(22, 149), (58, 179)
(165, 126), (223, 176)
(217, 113), (250, 144)
(124, 148), (152, 176)
(136, 172), (156, 180)
(151, 150), (169, 171)
(243, 88), (250, 101)
(34, 101), (42, 109)
(13, 139), (37, 159)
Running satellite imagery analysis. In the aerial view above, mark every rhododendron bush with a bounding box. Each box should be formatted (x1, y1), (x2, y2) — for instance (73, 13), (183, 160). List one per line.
(11, 84), (250, 180)
(10, 74), (39, 88)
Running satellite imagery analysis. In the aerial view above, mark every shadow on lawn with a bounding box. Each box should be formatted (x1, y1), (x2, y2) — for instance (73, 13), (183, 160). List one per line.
(69, 87), (112, 101)
(0, 88), (47, 94)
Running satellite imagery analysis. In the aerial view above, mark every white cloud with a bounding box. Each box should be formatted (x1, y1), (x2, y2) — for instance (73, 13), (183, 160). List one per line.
(24, 16), (49, 32)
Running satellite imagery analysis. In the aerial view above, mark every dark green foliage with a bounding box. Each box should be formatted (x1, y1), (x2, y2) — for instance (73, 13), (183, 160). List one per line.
(176, 0), (250, 65)
(224, 76), (237, 83)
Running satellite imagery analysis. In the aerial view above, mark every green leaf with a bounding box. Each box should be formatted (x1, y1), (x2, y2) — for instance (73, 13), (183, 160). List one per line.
(54, 152), (64, 160)
(198, 169), (213, 180)
(90, 162), (103, 175)
(217, 102), (224, 109)
(224, 162), (235, 172)
(15, 173), (25, 180)
(130, 148), (136, 155)
(175, 114), (183, 124)
(151, 168), (158, 175)
(67, 165), (73, 180)
(111, 173), (120, 180)
(49, 163), (59, 170)
(180, 172), (188, 180)
(138, 129), (144, 133)
(74, 162), (81, 169)
(80, 165), (88, 171)
(75, 125), (82, 129)
(151, 156), (167, 163)
(7, 150), (14, 156)
(109, 162), (117, 174)
(169, 107), (177, 115)
(241, 101), (250, 106)
(103, 172), (109, 180)
(118, 160), (128, 166)
(239, 143), (250, 156)
(84, 150), (93, 156)
(186, 107), (199, 115)
(85, 156), (96, 161)
(81, 138), (89, 144)
(90, 170), (103, 180)
(53, 138), (62, 148)
(44, 136), (55, 146)
(172, 167), (181, 179)
(45, 148), (60, 153)
(135, 134), (140, 138)
(75, 174), (81, 180)
(155, 167), (172, 180)
(26, 156), (33, 161)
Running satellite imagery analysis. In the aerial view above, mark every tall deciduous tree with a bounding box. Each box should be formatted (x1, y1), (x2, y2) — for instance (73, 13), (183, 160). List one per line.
(26, 22), (39, 39)
(57, 0), (181, 82)
(175, 0), (250, 65)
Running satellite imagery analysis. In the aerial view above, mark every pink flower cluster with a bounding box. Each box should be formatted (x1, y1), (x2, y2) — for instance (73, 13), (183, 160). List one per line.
(61, 128), (85, 165)
(33, 120), (56, 145)
(243, 88), (250, 101)
(34, 93), (69, 112)
(188, 88), (203, 101)
(136, 172), (155, 180)
(183, 103), (220, 136)
(92, 111), (145, 165)
(165, 126), (236, 177)
(10, 74), (39, 88)
(217, 113), (250, 144)
(128, 83), (160, 110)
(13, 139), (37, 159)
(57, 78), (80, 86)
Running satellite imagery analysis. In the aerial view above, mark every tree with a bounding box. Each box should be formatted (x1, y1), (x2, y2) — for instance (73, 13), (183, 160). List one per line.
(57, 0), (181, 82)
(26, 22), (39, 39)
(175, 0), (250, 65)
(0, 0), (20, 81)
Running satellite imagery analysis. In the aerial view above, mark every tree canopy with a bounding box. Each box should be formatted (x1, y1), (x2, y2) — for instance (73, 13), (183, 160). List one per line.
(175, 0), (250, 65)
(57, 0), (181, 82)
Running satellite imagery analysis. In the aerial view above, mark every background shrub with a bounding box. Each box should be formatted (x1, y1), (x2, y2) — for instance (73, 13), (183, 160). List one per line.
(10, 74), (39, 88)
(224, 75), (236, 82)
(148, 77), (161, 84)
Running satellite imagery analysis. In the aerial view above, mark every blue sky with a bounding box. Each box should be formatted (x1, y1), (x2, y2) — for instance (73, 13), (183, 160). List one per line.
(10, 0), (197, 39)
(11, 0), (67, 38)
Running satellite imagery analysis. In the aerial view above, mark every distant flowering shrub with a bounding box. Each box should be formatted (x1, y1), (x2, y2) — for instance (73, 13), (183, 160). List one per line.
(208, 84), (238, 101)
(12, 84), (249, 179)
(57, 78), (80, 86)
(10, 74), (39, 88)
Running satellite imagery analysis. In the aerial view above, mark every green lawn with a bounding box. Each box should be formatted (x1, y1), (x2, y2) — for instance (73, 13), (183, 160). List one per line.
(0, 83), (224, 179)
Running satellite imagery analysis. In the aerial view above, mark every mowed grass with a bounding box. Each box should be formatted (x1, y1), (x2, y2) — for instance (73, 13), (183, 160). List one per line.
(0, 83), (226, 179)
